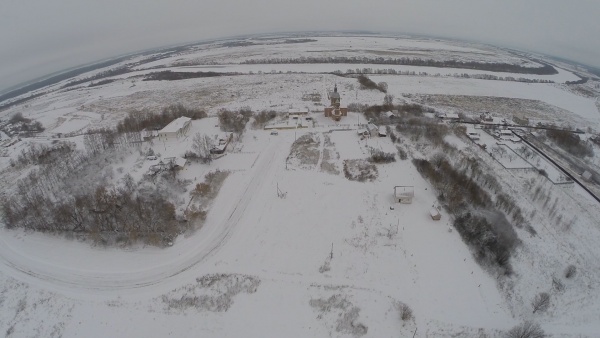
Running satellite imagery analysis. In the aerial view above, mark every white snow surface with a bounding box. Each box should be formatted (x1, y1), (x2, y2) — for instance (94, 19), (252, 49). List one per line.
(1, 34), (600, 337)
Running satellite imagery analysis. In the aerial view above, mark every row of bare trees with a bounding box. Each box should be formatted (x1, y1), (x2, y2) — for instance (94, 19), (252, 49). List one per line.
(240, 56), (558, 75)
(3, 177), (178, 244)
(84, 129), (142, 155)
(116, 104), (207, 133)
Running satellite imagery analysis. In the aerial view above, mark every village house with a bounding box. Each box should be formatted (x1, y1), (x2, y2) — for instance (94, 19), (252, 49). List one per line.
(158, 116), (191, 141)
(324, 84), (348, 121)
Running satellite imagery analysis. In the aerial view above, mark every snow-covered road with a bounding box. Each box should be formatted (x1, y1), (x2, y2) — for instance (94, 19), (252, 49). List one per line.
(0, 136), (282, 296)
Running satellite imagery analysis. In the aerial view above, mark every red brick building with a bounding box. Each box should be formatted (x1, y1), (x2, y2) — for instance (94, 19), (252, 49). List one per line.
(324, 84), (348, 121)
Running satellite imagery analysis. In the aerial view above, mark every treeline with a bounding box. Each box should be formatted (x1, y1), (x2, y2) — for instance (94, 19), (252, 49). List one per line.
(63, 66), (131, 88)
(88, 79), (116, 87)
(357, 75), (387, 92)
(143, 71), (227, 81)
(546, 127), (593, 157)
(337, 68), (554, 83)
(2, 179), (178, 246)
(252, 110), (278, 128)
(565, 76), (589, 85)
(241, 56), (558, 75)
(84, 129), (143, 155)
(413, 157), (520, 274)
(11, 141), (76, 168)
(379, 112), (525, 274)
(2, 138), (182, 246)
(349, 101), (437, 124)
(117, 104), (207, 133)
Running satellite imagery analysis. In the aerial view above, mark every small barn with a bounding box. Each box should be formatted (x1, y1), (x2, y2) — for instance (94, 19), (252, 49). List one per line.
(288, 108), (309, 117)
(378, 126), (387, 137)
(394, 186), (414, 204)
(466, 128), (480, 140)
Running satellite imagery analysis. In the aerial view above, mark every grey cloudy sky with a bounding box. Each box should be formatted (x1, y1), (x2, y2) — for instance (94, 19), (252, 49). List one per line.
(1, 0), (599, 93)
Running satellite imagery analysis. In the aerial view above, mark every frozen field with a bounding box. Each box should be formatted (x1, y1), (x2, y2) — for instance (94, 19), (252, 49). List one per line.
(1, 33), (600, 337)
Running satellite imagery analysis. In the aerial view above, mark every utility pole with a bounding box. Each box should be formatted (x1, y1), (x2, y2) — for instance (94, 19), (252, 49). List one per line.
(330, 243), (334, 259)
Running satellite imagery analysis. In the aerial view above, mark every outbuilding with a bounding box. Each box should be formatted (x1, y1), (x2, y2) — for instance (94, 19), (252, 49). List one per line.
(430, 208), (441, 221)
(394, 186), (414, 204)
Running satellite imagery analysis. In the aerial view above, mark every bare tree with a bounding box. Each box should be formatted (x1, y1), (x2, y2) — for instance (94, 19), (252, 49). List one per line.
(532, 292), (550, 314)
(192, 133), (212, 164)
(505, 321), (545, 338)
(398, 303), (413, 321)
(383, 94), (394, 109)
(377, 81), (388, 93)
(551, 276), (565, 292)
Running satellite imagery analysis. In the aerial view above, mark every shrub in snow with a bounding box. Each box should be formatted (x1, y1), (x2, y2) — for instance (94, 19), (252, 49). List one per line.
(505, 321), (545, 338)
(564, 264), (577, 279)
(252, 110), (277, 128)
(369, 150), (395, 164)
(218, 108), (253, 133)
(397, 302), (413, 321)
(343, 160), (378, 182)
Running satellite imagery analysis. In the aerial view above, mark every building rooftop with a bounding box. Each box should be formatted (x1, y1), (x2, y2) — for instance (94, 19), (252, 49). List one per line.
(394, 186), (414, 198)
(159, 116), (191, 134)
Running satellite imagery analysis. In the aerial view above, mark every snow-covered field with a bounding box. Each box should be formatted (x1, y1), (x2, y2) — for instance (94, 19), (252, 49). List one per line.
(1, 33), (600, 337)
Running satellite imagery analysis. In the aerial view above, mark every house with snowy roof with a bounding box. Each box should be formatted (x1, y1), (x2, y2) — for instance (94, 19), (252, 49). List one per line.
(158, 117), (191, 141)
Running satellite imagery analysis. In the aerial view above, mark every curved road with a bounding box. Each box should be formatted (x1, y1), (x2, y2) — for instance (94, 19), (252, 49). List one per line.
(0, 136), (282, 294)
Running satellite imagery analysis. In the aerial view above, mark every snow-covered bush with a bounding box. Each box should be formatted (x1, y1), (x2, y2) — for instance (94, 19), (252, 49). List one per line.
(369, 150), (395, 164)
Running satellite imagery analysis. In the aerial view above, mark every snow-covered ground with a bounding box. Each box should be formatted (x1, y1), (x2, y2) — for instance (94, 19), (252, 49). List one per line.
(1, 33), (600, 337)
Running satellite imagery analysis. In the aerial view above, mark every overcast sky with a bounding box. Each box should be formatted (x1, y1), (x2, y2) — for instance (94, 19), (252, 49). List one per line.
(1, 0), (599, 93)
